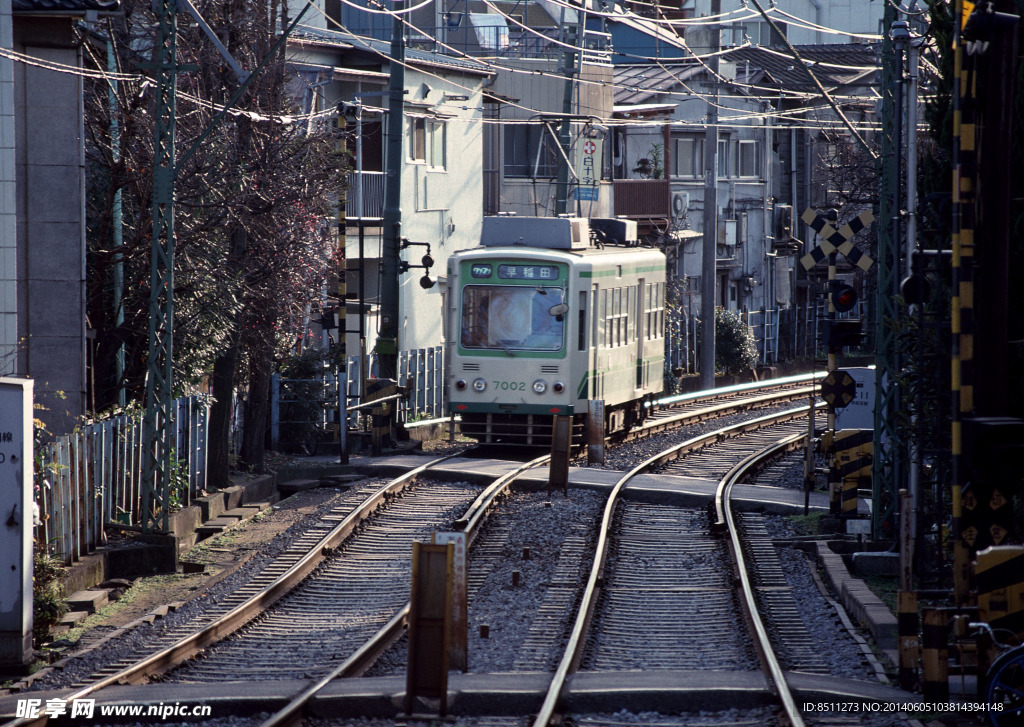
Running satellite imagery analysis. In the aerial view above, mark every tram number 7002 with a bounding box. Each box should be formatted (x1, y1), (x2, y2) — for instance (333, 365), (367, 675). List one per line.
(494, 381), (527, 391)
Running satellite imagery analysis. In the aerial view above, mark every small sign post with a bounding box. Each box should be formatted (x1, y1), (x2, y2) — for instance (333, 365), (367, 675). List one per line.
(0, 377), (34, 672)
(586, 400), (605, 464)
(432, 532), (467, 671)
(549, 415), (571, 495)
(405, 540), (453, 715)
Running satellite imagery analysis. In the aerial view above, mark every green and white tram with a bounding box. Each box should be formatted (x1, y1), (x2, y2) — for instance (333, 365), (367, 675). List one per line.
(446, 216), (667, 445)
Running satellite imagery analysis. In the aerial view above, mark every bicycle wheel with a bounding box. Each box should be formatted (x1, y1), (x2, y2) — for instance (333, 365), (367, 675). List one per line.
(985, 645), (1024, 726)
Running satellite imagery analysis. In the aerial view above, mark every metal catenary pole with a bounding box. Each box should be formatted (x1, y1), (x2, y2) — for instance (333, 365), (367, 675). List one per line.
(870, 5), (904, 542)
(141, 0), (178, 532)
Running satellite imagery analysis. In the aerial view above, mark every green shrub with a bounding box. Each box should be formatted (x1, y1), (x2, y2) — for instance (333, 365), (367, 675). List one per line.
(715, 307), (758, 374)
(33, 549), (67, 646)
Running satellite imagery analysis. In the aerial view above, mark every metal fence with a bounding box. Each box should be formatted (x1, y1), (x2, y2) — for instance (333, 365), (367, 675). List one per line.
(35, 395), (210, 564)
(270, 346), (447, 449)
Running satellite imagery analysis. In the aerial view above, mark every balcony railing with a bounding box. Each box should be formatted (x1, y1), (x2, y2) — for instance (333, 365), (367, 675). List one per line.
(345, 170), (385, 220)
(613, 179), (671, 219)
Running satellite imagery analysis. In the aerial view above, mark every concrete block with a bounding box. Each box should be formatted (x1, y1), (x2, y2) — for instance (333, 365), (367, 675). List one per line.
(220, 486), (244, 510)
(63, 551), (107, 595)
(192, 492), (226, 522)
(224, 506), (263, 521)
(66, 590), (108, 614)
(106, 540), (177, 578)
(167, 505), (202, 540)
(851, 551), (899, 577)
(319, 474), (364, 489)
(58, 611), (88, 627)
(236, 474), (276, 504)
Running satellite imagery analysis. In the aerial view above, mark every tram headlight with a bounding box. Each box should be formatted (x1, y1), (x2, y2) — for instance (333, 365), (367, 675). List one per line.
(532, 380), (547, 394)
(553, 381), (565, 393)
(472, 377), (487, 392)
(455, 379), (467, 391)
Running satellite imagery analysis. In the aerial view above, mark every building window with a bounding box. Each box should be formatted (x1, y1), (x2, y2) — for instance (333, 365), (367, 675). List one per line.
(673, 137), (703, 177)
(408, 117), (446, 169)
(738, 140), (760, 178)
(504, 123), (559, 178)
(718, 138), (731, 178)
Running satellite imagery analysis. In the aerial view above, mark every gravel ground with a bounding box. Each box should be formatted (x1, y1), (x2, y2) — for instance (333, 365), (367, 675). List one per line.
(367, 486), (607, 676)
(16, 483), (379, 693)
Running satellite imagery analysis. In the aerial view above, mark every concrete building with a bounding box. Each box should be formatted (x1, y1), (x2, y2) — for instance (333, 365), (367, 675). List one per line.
(3, 0), (118, 434)
(287, 26), (493, 357)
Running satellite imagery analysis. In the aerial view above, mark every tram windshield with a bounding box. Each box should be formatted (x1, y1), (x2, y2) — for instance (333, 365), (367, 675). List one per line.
(460, 285), (565, 352)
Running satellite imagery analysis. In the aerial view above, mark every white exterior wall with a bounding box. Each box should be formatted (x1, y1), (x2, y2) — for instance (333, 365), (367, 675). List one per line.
(690, 0), (883, 46)
(0, 0), (16, 376)
(398, 67), (486, 351)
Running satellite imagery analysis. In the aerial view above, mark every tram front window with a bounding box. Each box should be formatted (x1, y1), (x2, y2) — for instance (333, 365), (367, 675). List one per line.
(461, 285), (565, 351)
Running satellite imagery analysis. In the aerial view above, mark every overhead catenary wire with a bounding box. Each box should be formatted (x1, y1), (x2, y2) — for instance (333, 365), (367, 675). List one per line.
(7, 0), (898, 140)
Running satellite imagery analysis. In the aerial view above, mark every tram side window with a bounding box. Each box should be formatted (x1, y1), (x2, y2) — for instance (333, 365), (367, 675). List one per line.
(644, 283), (654, 340)
(612, 288), (622, 347)
(622, 282), (630, 344)
(578, 291), (587, 351)
(655, 282), (665, 337)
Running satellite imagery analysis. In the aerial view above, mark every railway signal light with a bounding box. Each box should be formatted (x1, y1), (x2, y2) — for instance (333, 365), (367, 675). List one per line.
(825, 319), (864, 353)
(830, 281), (858, 313)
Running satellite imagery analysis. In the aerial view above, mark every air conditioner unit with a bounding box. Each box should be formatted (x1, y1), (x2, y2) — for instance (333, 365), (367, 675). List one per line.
(717, 243), (736, 259)
(672, 192), (689, 220)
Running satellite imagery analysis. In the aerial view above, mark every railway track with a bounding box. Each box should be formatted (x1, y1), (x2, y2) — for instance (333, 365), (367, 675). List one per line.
(3, 453), (552, 727)
(531, 405), (836, 727)
(2, 379), (911, 727)
(634, 372), (822, 437)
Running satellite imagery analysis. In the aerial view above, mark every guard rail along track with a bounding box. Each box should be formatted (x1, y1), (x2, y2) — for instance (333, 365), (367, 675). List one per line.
(531, 404), (826, 727)
(628, 371), (823, 439)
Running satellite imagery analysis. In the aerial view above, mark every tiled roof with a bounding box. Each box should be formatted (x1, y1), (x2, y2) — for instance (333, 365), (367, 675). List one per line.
(720, 44), (879, 92)
(292, 26), (494, 76)
(613, 62), (700, 106)
(13, 0), (118, 12)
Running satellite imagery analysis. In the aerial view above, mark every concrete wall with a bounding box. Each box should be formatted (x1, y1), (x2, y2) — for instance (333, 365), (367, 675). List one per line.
(13, 19), (87, 434)
(0, 0), (16, 377)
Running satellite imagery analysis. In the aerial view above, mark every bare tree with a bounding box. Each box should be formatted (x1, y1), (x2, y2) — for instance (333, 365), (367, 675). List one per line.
(84, 0), (346, 482)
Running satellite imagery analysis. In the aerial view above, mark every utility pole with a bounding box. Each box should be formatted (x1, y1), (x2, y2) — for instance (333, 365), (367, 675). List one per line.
(699, 0), (719, 391)
(379, 5), (405, 379)
(555, 3), (582, 215)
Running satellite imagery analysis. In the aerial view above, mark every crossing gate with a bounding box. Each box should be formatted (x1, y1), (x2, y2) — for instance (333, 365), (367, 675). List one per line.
(823, 428), (873, 516)
(799, 208), (875, 271)
(976, 545), (1024, 668)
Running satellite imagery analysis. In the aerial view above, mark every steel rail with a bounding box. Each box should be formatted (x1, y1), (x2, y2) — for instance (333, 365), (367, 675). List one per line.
(634, 384), (818, 437)
(259, 452), (552, 727)
(530, 403), (818, 727)
(269, 398), (818, 725)
(716, 430), (811, 727)
(2, 453), (469, 727)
